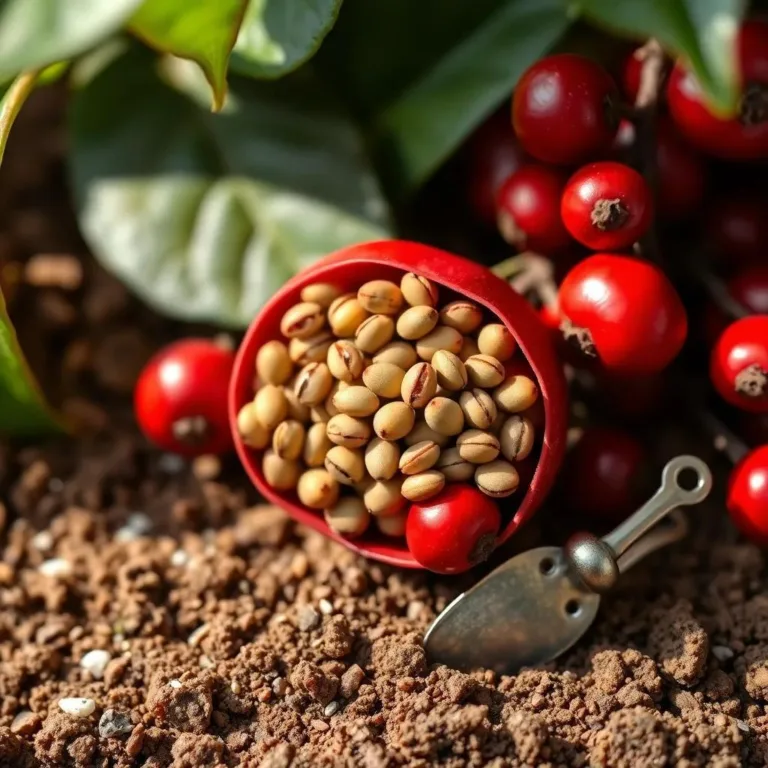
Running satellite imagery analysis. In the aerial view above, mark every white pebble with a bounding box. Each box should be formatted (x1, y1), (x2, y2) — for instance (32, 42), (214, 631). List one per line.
(80, 649), (112, 680)
(39, 558), (72, 578)
(318, 599), (334, 615)
(230, 680), (242, 695)
(324, 701), (340, 717)
(187, 624), (210, 647)
(170, 549), (189, 567)
(127, 512), (152, 534)
(712, 645), (734, 662)
(59, 698), (96, 717)
(31, 530), (53, 551)
(168, 679), (182, 689)
(736, 719), (750, 733)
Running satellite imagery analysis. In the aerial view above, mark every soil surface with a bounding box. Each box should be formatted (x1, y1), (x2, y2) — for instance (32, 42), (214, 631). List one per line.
(1, 88), (768, 768)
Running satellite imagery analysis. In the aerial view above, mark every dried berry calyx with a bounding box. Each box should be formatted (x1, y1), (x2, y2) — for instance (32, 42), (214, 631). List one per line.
(560, 318), (597, 357)
(735, 364), (768, 398)
(590, 198), (629, 231)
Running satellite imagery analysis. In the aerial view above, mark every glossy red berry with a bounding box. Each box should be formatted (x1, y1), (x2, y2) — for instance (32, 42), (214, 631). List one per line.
(710, 315), (768, 413)
(495, 165), (572, 254)
(561, 162), (652, 250)
(558, 254), (688, 374)
(135, 338), (235, 457)
(512, 54), (619, 165)
(406, 484), (502, 574)
(667, 19), (768, 159)
(727, 445), (768, 543)
(708, 195), (768, 264)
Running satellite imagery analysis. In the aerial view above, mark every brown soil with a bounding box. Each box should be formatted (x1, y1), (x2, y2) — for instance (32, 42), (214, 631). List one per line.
(0, 88), (767, 768)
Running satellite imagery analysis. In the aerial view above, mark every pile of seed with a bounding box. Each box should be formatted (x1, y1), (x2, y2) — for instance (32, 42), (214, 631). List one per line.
(236, 272), (540, 540)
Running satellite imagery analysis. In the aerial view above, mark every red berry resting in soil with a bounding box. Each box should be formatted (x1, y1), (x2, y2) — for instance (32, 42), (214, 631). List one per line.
(667, 19), (768, 159)
(512, 54), (619, 165)
(561, 162), (652, 250)
(135, 338), (235, 457)
(710, 315), (768, 413)
(558, 253), (688, 374)
(707, 194), (768, 264)
(727, 445), (768, 544)
(495, 165), (572, 254)
(406, 484), (501, 574)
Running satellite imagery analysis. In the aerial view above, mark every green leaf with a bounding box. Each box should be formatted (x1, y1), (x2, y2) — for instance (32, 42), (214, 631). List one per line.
(129, 0), (248, 110)
(0, 0), (142, 80)
(574, 0), (744, 112)
(69, 48), (391, 329)
(232, 0), (343, 79)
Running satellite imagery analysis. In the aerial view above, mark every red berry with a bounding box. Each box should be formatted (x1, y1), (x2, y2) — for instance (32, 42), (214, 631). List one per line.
(512, 54), (619, 165)
(708, 195), (768, 264)
(558, 254), (688, 374)
(710, 315), (768, 413)
(135, 339), (235, 457)
(667, 19), (768, 160)
(656, 119), (707, 220)
(406, 484), (501, 574)
(727, 445), (768, 543)
(561, 161), (653, 250)
(495, 165), (572, 254)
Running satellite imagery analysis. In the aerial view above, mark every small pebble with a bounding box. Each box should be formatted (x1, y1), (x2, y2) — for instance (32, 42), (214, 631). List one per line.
(712, 645), (734, 662)
(312, 719), (330, 731)
(59, 698), (96, 718)
(298, 604), (321, 631)
(272, 677), (288, 696)
(31, 530), (53, 551)
(39, 558), (72, 578)
(324, 701), (340, 716)
(187, 623), (210, 647)
(80, 649), (112, 680)
(319, 598), (334, 615)
(230, 680), (242, 695)
(98, 709), (133, 738)
(11, 710), (41, 736)
(170, 549), (189, 567)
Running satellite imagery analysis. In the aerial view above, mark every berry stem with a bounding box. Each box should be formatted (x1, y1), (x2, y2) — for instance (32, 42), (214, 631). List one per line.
(696, 408), (749, 465)
(492, 252), (559, 310)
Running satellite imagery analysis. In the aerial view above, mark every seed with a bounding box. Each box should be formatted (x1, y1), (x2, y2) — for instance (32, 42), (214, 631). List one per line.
(396, 306), (439, 340)
(431, 350), (468, 391)
(324, 445), (366, 485)
(327, 340), (364, 382)
(295, 362), (333, 406)
(254, 385), (288, 431)
(377, 513), (407, 537)
(325, 497), (370, 537)
(355, 314), (395, 353)
(298, 469), (340, 509)
(416, 326), (463, 361)
(399, 441), (441, 475)
(493, 375), (539, 413)
(329, 294), (369, 337)
(272, 420), (306, 460)
(263, 450), (300, 490)
(405, 421), (451, 448)
(326, 414), (371, 448)
(236, 402), (269, 449)
(424, 397), (464, 436)
(301, 282), (341, 308)
(373, 402), (415, 441)
(440, 301), (483, 334)
(304, 423), (333, 467)
(401, 272), (438, 307)
(465, 354), (505, 388)
(436, 447), (475, 482)
(401, 363), (437, 408)
(358, 280), (404, 315)
(363, 478), (406, 517)
(289, 331), (335, 366)
(362, 362), (405, 399)
(474, 459), (520, 498)
(478, 323), (516, 362)
(364, 438), (400, 480)
(283, 384), (311, 422)
(324, 381), (342, 418)
(280, 302), (325, 339)
(256, 340), (292, 385)
(333, 386), (380, 417)
(402, 470), (445, 501)
(499, 415), (535, 461)
(457, 429), (500, 464)
(458, 337), (480, 362)
(459, 388), (498, 430)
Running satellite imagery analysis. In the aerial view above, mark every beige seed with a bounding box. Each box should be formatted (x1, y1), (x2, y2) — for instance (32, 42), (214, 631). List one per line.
(289, 331), (335, 366)
(297, 469), (339, 509)
(328, 294), (369, 337)
(262, 450), (300, 490)
(301, 282), (341, 308)
(405, 421), (451, 448)
(459, 388), (498, 430)
(304, 423), (333, 467)
(372, 341), (418, 370)
(399, 441), (441, 475)
(363, 479), (406, 517)
(493, 375), (539, 413)
(272, 420), (306, 460)
(424, 397), (464, 436)
(327, 340), (364, 382)
(364, 438), (401, 480)
(376, 513), (407, 537)
(355, 314), (395, 353)
(396, 306), (439, 340)
(373, 402), (415, 441)
(474, 459), (520, 498)
(256, 340), (292, 385)
(325, 498), (370, 537)
(431, 350), (468, 391)
(499, 415), (535, 462)
(324, 445), (366, 485)
(253, 385), (288, 431)
(357, 280), (404, 315)
(401, 272), (438, 307)
(295, 362), (333, 406)
(401, 363), (437, 408)
(440, 301), (483, 334)
(457, 429), (500, 464)
(324, 381), (342, 418)
(236, 402), (269, 449)
(402, 470), (445, 502)
(436, 447), (475, 482)
(416, 326), (463, 361)
(362, 362), (405, 399)
(477, 323), (516, 362)
(326, 414), (371, 449)
(333, 386), (380, 417)
(280, 302), (325, 339)
(458, 337), (480, 362)
(465, 354), (506, 388)
(283, 384), (311, 422)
